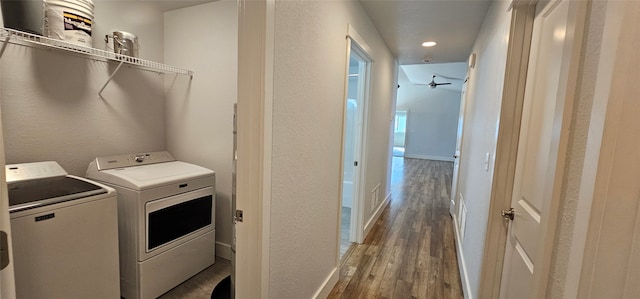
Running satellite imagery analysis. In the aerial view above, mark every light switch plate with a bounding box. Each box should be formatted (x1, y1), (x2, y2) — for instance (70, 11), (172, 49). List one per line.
(484, 153), (491, 172)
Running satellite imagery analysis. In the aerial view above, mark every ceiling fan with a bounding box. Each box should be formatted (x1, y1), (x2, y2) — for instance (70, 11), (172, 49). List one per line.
(426, 75), (451, 89)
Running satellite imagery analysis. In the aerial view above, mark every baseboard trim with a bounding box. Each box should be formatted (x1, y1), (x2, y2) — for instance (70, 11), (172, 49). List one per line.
(404, 154), (454, 162)
(364, 192), (391, 238)
(312, 267), (339, 299)
(215, 242), (232, 260)
(452, 215), (473, 299)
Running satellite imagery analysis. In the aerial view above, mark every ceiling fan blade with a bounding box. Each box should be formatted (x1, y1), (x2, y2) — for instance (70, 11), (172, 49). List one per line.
(433, 73), (464, 81)
(435, 82), (452, 86)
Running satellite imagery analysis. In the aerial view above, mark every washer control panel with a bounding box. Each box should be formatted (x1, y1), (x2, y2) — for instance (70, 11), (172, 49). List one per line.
(5, 161), (68, 183)
(94, 151), (176, 170)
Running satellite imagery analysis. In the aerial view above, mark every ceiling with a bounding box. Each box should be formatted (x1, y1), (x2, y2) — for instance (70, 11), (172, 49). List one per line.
(400, 62), (467, 91)
(152, 0), (212, 12)
(108, 1), (490, 64)
(118, 1), (484, 95)
(359, 0), (492, 65)
(154, 0), (213, 11)
(99, 0), (213, 12)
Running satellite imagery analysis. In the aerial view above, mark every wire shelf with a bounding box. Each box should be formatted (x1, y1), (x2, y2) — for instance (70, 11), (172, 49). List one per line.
(0, 27), (194, 77)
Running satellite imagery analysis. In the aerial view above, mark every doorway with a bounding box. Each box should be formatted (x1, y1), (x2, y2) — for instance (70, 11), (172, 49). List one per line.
(498, 0), (586, 297)
(393, 111), (407, 157)
(450, 75), (468, 217)
(340, 45), (369, 259)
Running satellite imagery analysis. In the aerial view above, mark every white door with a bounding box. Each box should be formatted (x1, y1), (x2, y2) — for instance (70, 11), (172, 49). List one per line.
(449, 76), (468, 216)
(340, 34), (371, 248)
(499, 0), (585, 298)
(340, 49), (366, 253)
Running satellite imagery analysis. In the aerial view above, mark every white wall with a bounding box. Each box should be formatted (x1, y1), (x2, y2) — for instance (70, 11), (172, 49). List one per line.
(454, 1), (512, 298)
(94, 0), (166, 62)
(396, 69), (460, 161)
(163, 0), (237, 259)
(0, 2), (167, 175)
(269, 0), (397, 297)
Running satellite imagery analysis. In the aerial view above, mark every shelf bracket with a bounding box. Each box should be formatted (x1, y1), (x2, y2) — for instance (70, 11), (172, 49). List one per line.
(98, 60), (125, 100)
(0, 33), (11, 61)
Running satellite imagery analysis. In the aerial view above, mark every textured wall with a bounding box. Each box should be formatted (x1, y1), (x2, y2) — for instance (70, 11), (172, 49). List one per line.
(94, 0), (166, 62)
(163, 0), (237, 259)
(396, 69), (461, 161)
(564, 1), (640, 297)
(546, 1), (606, 298)
(270, 0), (397, 297)
(455, 1), (511, 297)
(0, 2), (167, 176)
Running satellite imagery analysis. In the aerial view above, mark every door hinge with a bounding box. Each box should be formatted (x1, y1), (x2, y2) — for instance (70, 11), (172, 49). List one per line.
(234, 210), (244, 223)
(1, 230), (9, 270)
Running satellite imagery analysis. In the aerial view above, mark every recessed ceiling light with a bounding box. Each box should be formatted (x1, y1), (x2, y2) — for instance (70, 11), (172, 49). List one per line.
(422, 41), (437, 47)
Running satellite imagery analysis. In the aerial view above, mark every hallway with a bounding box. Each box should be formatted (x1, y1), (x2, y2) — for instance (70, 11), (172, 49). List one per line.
(328, 157), (463, 298)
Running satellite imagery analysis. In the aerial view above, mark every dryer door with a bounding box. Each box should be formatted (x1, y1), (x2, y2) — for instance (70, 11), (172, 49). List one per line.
(145, 187), (214, 257)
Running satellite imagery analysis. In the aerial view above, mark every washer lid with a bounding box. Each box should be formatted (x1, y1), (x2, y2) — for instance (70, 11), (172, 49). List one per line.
(8, 176), (107, 213)
(88, 161), (214, 190)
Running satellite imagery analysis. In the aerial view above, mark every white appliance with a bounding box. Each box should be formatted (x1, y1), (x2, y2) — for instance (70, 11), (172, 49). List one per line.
(6, 161), (120, 299)
(86, 151), (216, 299)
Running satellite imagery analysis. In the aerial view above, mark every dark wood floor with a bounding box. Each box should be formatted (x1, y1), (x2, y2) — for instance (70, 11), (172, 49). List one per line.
(328, 157), (464, 299)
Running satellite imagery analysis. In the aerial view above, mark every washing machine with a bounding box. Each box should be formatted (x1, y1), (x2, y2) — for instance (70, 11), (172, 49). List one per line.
(86, 151), (216, 299)
(6, 161), (120, 299)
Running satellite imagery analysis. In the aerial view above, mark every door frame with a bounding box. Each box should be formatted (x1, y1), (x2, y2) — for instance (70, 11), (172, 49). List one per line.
(478, 4), (536, 295)
(337, 25), (373, 260)
(479, 0), (587, 297)
(0, 113), (16, 299)
(339, 45), (365, 246)
(236, 0), (275, 297)
(449, 74), (469, 217)
(349, 45), (371, 244)
(576, 2), (640, 297)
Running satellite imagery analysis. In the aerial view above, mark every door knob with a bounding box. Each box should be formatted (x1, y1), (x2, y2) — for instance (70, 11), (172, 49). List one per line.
(501, 208), (515, 220)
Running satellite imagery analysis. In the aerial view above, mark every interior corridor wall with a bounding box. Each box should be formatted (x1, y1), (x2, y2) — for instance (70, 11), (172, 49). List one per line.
(164, 0), (237, 259)
(269, 0), (397, 297)
(454, 1), (512, 298)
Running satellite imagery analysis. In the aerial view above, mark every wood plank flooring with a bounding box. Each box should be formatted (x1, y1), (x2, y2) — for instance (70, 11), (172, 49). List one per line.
(159, 257), (231, 299)
(328, 158), (464, 299)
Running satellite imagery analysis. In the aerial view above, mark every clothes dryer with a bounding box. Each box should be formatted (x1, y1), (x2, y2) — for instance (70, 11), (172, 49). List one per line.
(86, 151), (216, 299)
